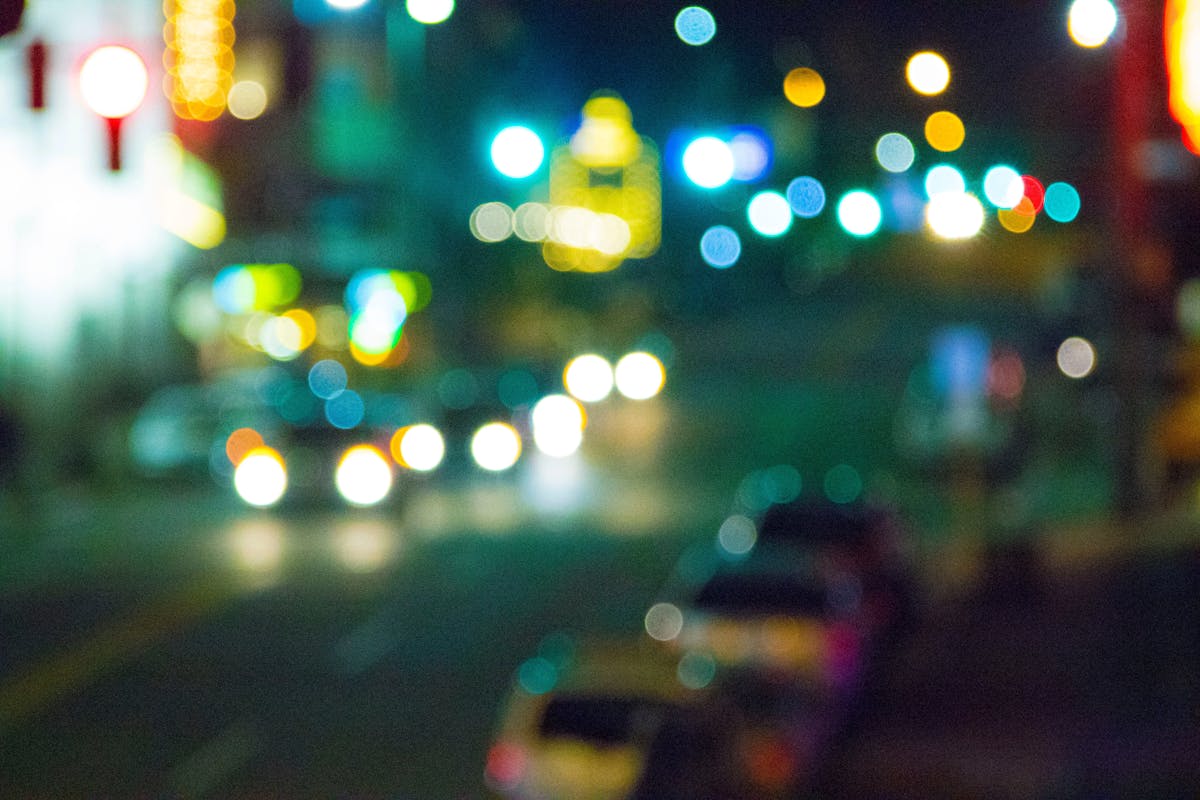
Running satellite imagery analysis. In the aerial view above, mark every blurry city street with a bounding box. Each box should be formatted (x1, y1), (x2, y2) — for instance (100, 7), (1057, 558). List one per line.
(3, 0), (1200, 797)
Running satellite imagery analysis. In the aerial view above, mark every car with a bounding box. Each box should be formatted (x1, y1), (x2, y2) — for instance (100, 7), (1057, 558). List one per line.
(652, 545), (869, 698)
(484, 637), (719, 800)
(753, 498), (918, 641)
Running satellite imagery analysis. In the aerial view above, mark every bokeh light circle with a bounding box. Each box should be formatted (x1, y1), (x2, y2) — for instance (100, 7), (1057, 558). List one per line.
(925, 164), (967, 198)
(906, 51), (951, 95)
(926, 192), (985, 240)
(406, 0), (455, 25)
(674, 6), (717, 45)
(786, 176), (826, 218)
(234, 448), (287, 508)
(490, 126), (544, 179)
(644, 602), (684, 641)
(836, 190), (883, 237)
(391, 424), (446, 472)
(470, 202), (514, 243)
(79, 45), (149, 118)
(925, 110), (965, 152)
(783, 67), (826, 108)
(876, 132), (916, 173)
(747, 191), (793, 237)
(564, 354), (615, 403)
(1057, 336), (1097, 378)
(699, 225), (742, 268)
(325, 389), (365, 429)
(1044, 182), (1081, 222)
(471, 422), (522, 471)
(682, 136), (735, 189)
(1068, 0), (1118, 48)
(308, 359), (348, 400)
(335, 445), (393, 507)
(983, 165), (1024, 208)
(614, 352), (666, 399)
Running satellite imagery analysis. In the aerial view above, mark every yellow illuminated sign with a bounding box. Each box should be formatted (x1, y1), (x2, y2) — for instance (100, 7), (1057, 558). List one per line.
(163, 0), (236, 121)
(1167, 0), (1200, 152)
(542, 93), (661, 273)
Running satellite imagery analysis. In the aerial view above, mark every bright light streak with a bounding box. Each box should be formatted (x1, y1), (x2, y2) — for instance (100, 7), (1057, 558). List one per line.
(471, 422), (522, 471)
(491, 126), (544, 179)
(615, 352), (666, 399)
(564, 354), (614, 402)
(747, 191), (793, 237)
(1068, 0), (1118, 47)
(407, 0), (454, 24)
(79, 46), (149, 118)
(234, 447), (287, 507)
(391, 424), (445, 472)
(675, 6), (716, 45)
(836, 190), (883, 237)
(335, 445), (393, 507)
(1057, 336), (1097, 378)
(906, 51), (951, 95)
(926, 192), (985, 239)
(682, 136), (734, 189)
(531, 394), (586, 458)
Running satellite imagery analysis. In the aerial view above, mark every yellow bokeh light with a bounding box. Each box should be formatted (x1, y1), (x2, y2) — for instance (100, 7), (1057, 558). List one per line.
(615, 352), (666, 400)
(924, 110), (965, 152)
(390, 424), (445, 472)
(906, 51), (951, 95)
(783, 67), (826, 108)
(998, 196), (1038, 233)
(163, 0), (236, 121)
(470, 422), (522, 472)
(281, 308), (317, 350)
(233, 446), (287, 508)
(335, 445), (393, 507)
(564, 354), (614, 403)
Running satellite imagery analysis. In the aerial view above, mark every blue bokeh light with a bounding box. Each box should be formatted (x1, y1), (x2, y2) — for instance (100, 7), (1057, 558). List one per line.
(786, 176), (826, 218)
(699, 225), (742, 268)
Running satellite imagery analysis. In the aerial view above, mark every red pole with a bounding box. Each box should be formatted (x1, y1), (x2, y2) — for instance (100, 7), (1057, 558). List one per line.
(26, 38), (44, 110)
(106, 116), (122, 171)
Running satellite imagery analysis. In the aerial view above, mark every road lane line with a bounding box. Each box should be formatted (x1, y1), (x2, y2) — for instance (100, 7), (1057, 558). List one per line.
(0, 577), (238, 730)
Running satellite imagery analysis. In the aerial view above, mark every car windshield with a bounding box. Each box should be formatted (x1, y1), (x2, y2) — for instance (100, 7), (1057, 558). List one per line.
(691, 571), (828, 615)
(538, 694), (672, 746)
(757, 502), (879, 547)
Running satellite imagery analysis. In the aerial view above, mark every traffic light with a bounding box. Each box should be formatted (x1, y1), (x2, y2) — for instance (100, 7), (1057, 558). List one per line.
(0, 0), (23, 38)
(78, 45), (149, 171)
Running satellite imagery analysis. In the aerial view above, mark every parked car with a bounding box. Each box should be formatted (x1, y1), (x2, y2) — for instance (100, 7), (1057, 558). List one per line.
(653, 546), (869, 697)
(754, 498), (918, 640)
(484, 638), (718, 800)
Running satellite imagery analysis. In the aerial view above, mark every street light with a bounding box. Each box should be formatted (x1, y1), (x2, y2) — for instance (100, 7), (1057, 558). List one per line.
(78, 45), (148, 171)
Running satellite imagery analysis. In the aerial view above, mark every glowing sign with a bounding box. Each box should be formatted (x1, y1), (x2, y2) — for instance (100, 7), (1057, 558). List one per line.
(1167, 0), (1200, 153)
(163, 0), (236, 121)
(543, 93), (661, 273)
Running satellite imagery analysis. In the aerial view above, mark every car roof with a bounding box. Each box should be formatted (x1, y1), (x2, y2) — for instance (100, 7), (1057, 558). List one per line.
(756, 499), (889, 545)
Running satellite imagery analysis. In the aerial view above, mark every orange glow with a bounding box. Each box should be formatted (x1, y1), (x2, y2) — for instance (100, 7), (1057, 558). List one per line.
(281, 308), (317, 350)
(924, 110), (965, 152)
(998, 196), (1037, 233)
(783, 67), (826, 107)
(350, 334), (410, 368)
(1166, 0), (1200, 152)
(225, 427), (264, 465)
(163, 0), (236, 121)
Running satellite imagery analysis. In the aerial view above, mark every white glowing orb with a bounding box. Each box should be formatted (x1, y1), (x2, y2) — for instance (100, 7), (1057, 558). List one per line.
(682, 136), (735, 189)
(407, 0), (454, 24)
(491, 126), (544, 179)
(471, 422), (522, 471)
(1068, 0), (1118, 48)
(564, 354), (615, 403)
(398, 424), (445, 472)
(531, 394), (586, 458)
(614, 352), (665, 400)
(79, 45), (149, 118)
(335, 445), (393, 507)
(1057, 336), (1098, 379)
(233, 448), (287, 507)
(926, 192), (985, 240)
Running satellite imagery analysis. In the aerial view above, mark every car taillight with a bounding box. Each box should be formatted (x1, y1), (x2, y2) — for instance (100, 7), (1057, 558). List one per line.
(484, 741), (527, 791)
